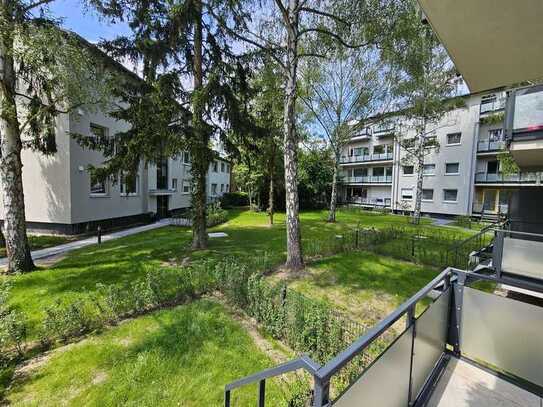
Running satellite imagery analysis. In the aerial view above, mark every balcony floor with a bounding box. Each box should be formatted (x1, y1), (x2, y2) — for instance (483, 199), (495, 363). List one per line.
(427, 358), (541, 407)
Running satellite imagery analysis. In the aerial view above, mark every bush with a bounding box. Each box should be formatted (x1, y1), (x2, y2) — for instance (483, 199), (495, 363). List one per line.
(207, 202), (228, 227)
(220, 192), (249, 208)
(0, 282), (27, 360)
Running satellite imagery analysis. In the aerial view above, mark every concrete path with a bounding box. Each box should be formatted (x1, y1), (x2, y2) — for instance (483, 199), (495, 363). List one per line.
(0, 220), (172, 268)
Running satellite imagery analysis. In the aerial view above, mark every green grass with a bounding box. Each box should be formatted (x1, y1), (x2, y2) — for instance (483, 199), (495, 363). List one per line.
(270, 251), (438, 325)
(0, 235), (73, 258)
(5, 299), (286, 407)
(2, 208), (475, 338)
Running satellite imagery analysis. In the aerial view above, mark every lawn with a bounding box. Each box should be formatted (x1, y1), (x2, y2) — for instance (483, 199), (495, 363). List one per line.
(4, 299), (286, 406)
(0, 235), (73, 258)
(270, 250), (438, 326)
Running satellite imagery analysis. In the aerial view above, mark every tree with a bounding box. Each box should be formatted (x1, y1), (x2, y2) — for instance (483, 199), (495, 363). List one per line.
(388, 6), (460, 224)
(0, 1), (111, 273)
(298, 144), (334, 209)
(88, 0), (259, 250)
(300, 48), (393, 222)
(233, 163), (263, 209)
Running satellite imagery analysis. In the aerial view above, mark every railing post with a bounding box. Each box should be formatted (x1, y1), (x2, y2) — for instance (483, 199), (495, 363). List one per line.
(493, 230), (504, 278)
(448, 272), (466, 357)
(406, 304), (417, 405)
(224, 389), (231, 407)
(313, 376), (330, 407)
(97, 226), (102, 244)
(258, 379), (266, 407)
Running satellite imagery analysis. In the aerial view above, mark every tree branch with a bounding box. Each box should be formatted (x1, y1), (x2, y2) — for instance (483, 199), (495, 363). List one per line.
(299, 7), (348, 25)
(297, 28), (371, 49)
(23, 0), (54, 12)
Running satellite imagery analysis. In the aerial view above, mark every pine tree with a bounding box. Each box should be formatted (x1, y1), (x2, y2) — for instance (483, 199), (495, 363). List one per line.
(0, 1), (111, 272)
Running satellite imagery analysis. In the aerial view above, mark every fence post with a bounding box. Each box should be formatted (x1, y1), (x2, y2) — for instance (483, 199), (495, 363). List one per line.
(448, 272), (466, 357)
(493, 230), (504, 278)
(258, 379), (266, 407)
(355, 228), (359, 249)
(97, 226), (102, 244)
(313, 376), (330, 407)
(411, 236), (415, 257)
(224, 390), (231, 407)
(406, 304), (417, 405)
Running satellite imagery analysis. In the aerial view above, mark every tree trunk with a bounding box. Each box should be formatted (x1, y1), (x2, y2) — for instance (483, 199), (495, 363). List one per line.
(412, 148), (424, 225)
(327, 154), (339, 222)
(282, 0), (303, 271)
(267, 142), (276, 226)
(190, 0), (208, 249)
(0, 9), (35, 273)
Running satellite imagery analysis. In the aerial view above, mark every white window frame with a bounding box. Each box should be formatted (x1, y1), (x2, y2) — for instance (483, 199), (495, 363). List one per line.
(90, 175), (109, 197)
(423, 164), (436, 176)
(211, 183), (218, 196)
(443, 189), (458, 203)
(181, 180), (191, 195)
(120, 173), (139, 197)
(422, 189), (434, 202)
(171, 178), (178, 191)
(212, 161), (218, 172)
(445, 162), (460, 175)
(183, 151), (191, 165)
(446, 132), (462, 146)
(401, 188), (413, 200)
(402, 165), (414, 176)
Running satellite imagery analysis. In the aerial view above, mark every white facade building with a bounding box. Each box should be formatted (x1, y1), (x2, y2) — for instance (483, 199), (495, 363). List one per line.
(339, 91), (543, 218)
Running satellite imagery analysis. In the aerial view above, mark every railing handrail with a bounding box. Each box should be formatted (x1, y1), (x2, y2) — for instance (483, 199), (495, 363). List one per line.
(225, 355), (320, 392)
(315, 268), (452, 381)
(496, 229), (543, 238)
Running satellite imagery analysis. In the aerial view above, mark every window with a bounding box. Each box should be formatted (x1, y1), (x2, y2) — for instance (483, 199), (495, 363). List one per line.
(182, 180), (191, 194)
(423, 164), (435, 176)
(422, 189), (434, 201)
(172, 178), (178, 190)
(90, 124), (114, 156)
(353, 168), (367, 177)
(226, 164), (230, 173)
(211, 183), (218, 195)
(220, 184), (224, 192)
(401, 188), (413, 200)
(183, 151), (191, 164)
(90, 175), (107, 196)
(447, 132), (462, 145)
(221, 162), (225, 172)
(212, 161), (218, 172)
(403, 165), (414, 175)
(443, 189), (458, 202)
(120, 173), (139, 196)
(226, 184), (229, 192)
(489, 128), (503, 141)
(445, 162), (460, 174)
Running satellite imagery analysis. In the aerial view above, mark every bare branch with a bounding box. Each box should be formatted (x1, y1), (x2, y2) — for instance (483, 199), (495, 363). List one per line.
(297, 28), (371, 49)
(23, 0), (54, 12)
(299, 7), (348, 25)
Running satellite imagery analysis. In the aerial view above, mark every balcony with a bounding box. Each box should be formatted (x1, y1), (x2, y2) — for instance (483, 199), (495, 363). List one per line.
(350, 128), (372, 142)
(372, 123), (395, 138)
(340, 197), (391, 207)
(472, 202), (508, 215)
(226, 266), (543, 407)
(343, 175), (392, 184)
(474, 171), (540, 184)
(477, 139), (505, 152)
(479, 96), (506, 115)
(340, 152), (393, 164)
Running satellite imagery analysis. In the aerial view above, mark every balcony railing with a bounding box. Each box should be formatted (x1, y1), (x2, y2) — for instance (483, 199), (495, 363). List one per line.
(472, 202), (509, 214)
(477, 139), (506, 152)
(372, 123), (395, 137)
(225, 266), (543, 407)
(340, 197), (391, 207)
(343, 175), (392, 184)
(479, 97), (505, 115)
(340, 152), (393, 164)
(474, 171), (540, 183)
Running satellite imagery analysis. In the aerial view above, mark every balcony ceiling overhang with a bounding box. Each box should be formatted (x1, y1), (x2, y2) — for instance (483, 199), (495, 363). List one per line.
(418, 0), (543, 92)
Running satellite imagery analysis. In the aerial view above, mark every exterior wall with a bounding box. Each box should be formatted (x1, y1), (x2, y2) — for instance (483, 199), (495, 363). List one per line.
(0, 113), (73, 224)
(68, 109), (147, 224)
(207, 159), (231, 200)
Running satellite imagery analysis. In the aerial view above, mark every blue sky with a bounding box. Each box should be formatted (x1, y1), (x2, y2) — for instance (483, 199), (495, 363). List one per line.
(47, 0), (131, 43)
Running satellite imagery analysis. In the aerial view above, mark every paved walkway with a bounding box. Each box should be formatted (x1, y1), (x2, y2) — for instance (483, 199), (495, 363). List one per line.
(0, 220), (172, 268)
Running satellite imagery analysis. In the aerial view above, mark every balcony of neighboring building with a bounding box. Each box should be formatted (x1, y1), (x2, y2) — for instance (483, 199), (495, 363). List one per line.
(372, 121), (395, 138)
(340, 145), (394, 165)
(474, 171), (541, 185)
(341, 166), (393, 185)
(348, 127), (372, 143)
(340, 186), (391, 207)
(477, 129), (506, 154)
(479, 93), (506, 117)
(148, 159), (176, 196)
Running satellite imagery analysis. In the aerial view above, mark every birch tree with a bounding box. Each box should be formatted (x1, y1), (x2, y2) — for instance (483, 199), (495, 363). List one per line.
(301, 48), (393, 222)
(0, 1), (111, 272)
(389, 13), (460, 224)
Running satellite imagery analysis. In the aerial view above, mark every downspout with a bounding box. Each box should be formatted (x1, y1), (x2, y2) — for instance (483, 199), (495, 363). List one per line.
(467, 114), (480, 216)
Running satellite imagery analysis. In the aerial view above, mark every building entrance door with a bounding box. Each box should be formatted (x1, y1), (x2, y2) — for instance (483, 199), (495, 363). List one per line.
(483, 189), (497, 213)
(157, 196), (169, 218)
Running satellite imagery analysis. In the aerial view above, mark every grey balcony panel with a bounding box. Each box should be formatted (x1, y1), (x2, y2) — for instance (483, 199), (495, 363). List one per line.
(334, 326), (413, 407)
(461, 287), (543, 388)
(411, 288), (450, 401)
(502, 236), (543, 280)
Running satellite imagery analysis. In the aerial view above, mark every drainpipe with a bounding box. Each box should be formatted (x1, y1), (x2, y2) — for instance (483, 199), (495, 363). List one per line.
(467, 116), (480, 216)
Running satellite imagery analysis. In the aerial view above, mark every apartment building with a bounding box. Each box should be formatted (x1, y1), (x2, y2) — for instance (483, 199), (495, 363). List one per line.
(339, 91), (543, 218)
(0, 107), (231, 234)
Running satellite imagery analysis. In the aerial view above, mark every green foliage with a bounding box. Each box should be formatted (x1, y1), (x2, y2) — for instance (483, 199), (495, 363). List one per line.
(0, 282), (26, 362)
(498, 151), (520, 175)
(454, 215), (472, 229)
(298, 148), (334, 209)
(206, 203), (228, 227)
(220, 191), (249, 207)
(479, 112), (505, 125)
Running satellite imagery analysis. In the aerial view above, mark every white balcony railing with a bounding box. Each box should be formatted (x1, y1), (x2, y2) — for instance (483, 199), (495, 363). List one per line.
(340, 152), (393, 164)
(343, 175), (392, 184)
(475, 172), (540, 183)
(480, 96), (506, 115)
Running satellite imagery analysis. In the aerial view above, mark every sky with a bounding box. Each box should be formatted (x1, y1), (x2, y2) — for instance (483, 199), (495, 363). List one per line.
(47, 0), (131, 43)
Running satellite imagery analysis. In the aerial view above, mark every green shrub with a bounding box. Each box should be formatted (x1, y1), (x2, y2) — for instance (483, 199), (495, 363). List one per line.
(220, 192), (249, 208)
(207, 202), (228, 227)
(454, 215), (472, 229)
(0, 282), (27, 360)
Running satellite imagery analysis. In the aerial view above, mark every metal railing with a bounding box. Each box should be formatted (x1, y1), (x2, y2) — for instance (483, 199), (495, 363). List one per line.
(477, 139), (505, 152)
(493, 229), (543, 281)
(474, 171), (540, 183)
(340, 197), (391, 207)
(225, 265), (543, 406)
(340, 152), (393, 164)
(342, 175), (392, 184)
(479, 98), (505, 115)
